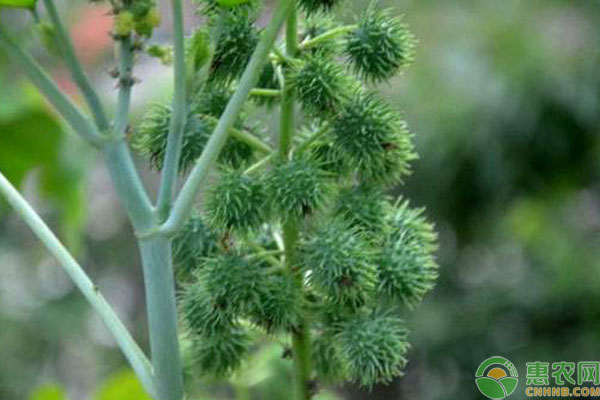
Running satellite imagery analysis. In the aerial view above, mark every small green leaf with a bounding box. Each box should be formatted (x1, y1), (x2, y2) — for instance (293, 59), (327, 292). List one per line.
(0, 0), (37, 9)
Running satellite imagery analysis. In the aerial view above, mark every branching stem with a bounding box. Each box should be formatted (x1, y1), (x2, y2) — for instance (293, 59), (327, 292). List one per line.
(160, 0), (296, 236)
(298, 24), (357, 51)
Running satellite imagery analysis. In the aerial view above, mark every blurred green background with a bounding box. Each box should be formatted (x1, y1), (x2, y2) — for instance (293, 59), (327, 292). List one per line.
(1, 0), (600, 399)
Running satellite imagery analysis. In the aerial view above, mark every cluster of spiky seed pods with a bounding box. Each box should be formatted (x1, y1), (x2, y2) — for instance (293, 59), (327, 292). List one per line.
(132, 0), (438, 391)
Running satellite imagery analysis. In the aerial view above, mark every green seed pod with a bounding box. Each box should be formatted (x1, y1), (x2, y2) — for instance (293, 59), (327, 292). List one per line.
(134, 103), (254, 171)
(205, 169), (267, 232)
(336, 311), (409, 387)
(172, 214), (219, 280)
(331, 92), (416, 184)
(249, 273), (303, 333)
(192, 324), (251, 377)
(312, 329), (348, 383)
(300, 221), (377, 308)
(333, 183), (389, 238)
(181, 281), (235, 336)
(191, 82), (233, 118)
(210, 11), (258, 82)
(113, 11), (135, 37)
(186, 29), (211, 73)
(298, 0), (343, 15)
(378, 200), (438, 308)
(266, 159), (329, 220)
(345, 6), (416, 82)
(196, 0), (257, 14)
(290, 56), (351, 116)
(133, 103), (210, 172)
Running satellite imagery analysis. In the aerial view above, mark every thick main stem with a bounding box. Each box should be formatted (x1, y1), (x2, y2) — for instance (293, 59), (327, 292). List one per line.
(139, 237), (184, 400)
(280, 5), (313, 400)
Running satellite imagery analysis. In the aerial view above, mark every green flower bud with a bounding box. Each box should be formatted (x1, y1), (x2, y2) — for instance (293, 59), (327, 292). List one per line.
(266, 159), (329, 220)
(336, 311), (409, 387)
(134, 7), (160, 37)
(300, 221), (377, 308)
(146, 44), (173, 65)
(113, 11), (135, 37)
(331, 92), (416, 184)
(205, 169), (267, 232)
(345, 6), (416, 82)
(298, 0), (343, 15)
(378, 200), (438, 308)
(290, 56), (351, 116)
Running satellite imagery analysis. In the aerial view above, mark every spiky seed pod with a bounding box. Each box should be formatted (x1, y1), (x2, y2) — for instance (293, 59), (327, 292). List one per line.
(133, 103), (254, 171)
(172, 214), (219, 280)
(192, 324), (251, 377)
(210, 11), (259, 82)
(378, 200), (438, 307)
(331, 92), (416, 183)
(192, 83), (233, 118)
(249, 273), (303, 333)
(336, 311), (409, 387)
(290, 56), (351, 116)
(301, 13), (340, 56)
(181, 282), (235, 336)
(133, 103), (209, 172)
(300, 221), (377, 308)
(345, 6), (416, 82)
(298, 0), (343, 15)
(266, 159), (329, 220)
(205, 169), (266, 232)
(312, 330), (348, 383)
(333, 184), (390, 238)
(186, 29), (211, 73)
(195, 0), (258, 15)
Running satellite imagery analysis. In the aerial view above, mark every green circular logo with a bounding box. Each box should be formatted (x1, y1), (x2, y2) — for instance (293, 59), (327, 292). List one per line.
(475, 356), (519, 399)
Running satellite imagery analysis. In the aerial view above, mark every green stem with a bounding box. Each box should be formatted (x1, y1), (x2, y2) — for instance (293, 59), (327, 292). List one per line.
(199, 114), (273, 154)
(0, 25), (103, 147)
(160, 0), (296, 236)
(156, 0), (187, 222)
(281, 5), (313, 400)
(250, 88), (282, 97)
(113, 34), (134, 136)
(0, 171), (155, 398)
(139, 237), (184, 400)
(298, 24), (357, 51)
(42, 0), (109, 131)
